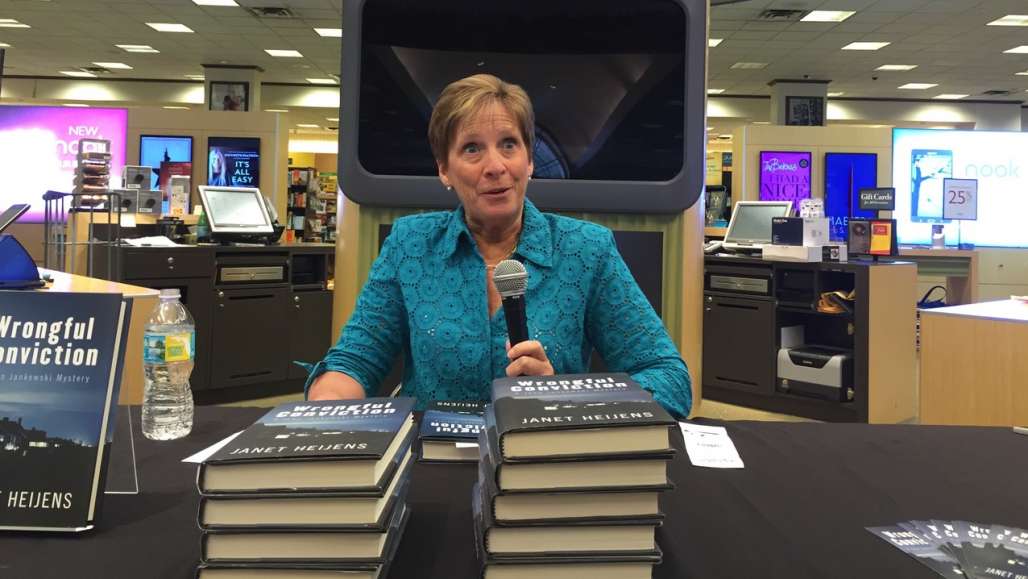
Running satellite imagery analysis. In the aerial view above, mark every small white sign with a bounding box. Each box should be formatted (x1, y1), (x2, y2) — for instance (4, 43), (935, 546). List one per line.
(454, 442), (479, 449)
(942, 178), (978, 221)
(679, 423), (745, 469)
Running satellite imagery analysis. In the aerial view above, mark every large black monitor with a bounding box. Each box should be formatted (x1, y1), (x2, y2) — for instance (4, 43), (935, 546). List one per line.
(339, 0), (707, 214)
(207, 137), (260, 188)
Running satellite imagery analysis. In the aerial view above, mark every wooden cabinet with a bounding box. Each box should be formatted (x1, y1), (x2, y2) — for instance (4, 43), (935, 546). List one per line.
(702, 294), (775, 395)
(211, 287), (290, 389)
(288, 290), (334, 380)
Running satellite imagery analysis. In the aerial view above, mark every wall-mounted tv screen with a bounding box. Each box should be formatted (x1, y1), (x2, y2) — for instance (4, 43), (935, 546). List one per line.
(824, 152), (877, 241)
(207, 137), (259, 188)
(339, 0), (708, 214)
(0, 106), (127, 222)
(893, 128), (1028, 247)
(140, 135), (193, 190)
(759, 151), (811, 214)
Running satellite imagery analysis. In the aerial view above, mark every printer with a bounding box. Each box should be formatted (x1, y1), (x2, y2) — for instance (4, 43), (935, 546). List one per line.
(777, 345), (853, 402)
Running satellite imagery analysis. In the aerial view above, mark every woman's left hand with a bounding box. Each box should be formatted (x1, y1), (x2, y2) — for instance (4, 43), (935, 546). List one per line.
(505, 340), (555, 377)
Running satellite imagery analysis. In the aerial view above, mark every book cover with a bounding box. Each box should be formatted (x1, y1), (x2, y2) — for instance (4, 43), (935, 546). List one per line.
(206, 398), (415, 464)
(202, 501), (410, 564)
(869, 219), (895, 256)
(419, 408), (486, 443)
(493, 397), (674, 435)
(0, 291), (131, 531)
(491, 373), (653, 403)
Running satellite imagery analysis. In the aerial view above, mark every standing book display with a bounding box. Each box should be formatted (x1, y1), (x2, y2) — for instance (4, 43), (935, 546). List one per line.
(0, 291), (132, 532)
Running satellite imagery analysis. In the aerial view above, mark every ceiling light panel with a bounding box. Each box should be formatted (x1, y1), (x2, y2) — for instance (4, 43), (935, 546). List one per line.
(876, 64), (917, 71)
(93, 62), (132, 70)
(842, 42), (890, 50)
(898, 83), (938, 89)
(117, 44), (160, 53)
(265, 49), (303, 58)
(987, 15), (1028, 26)
(296, 124), (320, 128)
(707, 88), (725, 94)
(1004, 46), (1028, 54)
(708, 38), (723, 47)
(146, 23), (194, 33)
(315, 28), (342, 37)
(801, 11), (855, 22)
(0, 18), (30, 28)
(193, 0), (238, 5)
(59, 70), (96, 78)
(827, 91), (845, 97)
(933, 94), (968, 100)
(730, 62), (768, 69)
(306, 78), (336, 84)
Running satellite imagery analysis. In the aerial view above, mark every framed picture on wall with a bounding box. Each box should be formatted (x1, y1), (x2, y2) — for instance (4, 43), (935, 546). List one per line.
(209, 82), (249, 112)
(785, 96), (824, 126)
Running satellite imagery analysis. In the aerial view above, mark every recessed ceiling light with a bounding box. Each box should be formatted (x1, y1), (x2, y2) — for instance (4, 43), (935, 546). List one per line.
(163, 105), (191, 110)
(0, 43), (10, 48)
(708, 38), (723, 47)
(1016, 70), (1028, 76)
(265, 49), (303, 58)
(306, 78), (336, 84)
(184, 74), (205, 80)
(730, 62), (768, 69)
(192, 0), (239, 5)
(843, 41), (890, 50)
(93, 62), (132, 70)
(827, 91), (845, 97)
(934, 94), (969, 100)
(265, 108), (289, 113)
(801, 10), (855, 22)
(0, 18), (30, 28)
(876, 64), (917, 71)
(297, 123), (320, 128)
(314, 28), (342, 37)
(326, 117), (339, 122)
(63, 103), (90, 107)
(117, 44), (160, 53)
(146, 22), (194, 33)
(59, 70), (97, 78)
(898, 83), (938, 90)
(1003, 46), (1028, 54)
(987, 15), (1028, 26)
(707, 88), (725, 94)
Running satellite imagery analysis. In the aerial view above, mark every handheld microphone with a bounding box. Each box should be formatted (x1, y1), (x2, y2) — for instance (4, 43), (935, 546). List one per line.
(493, 259), (529, 345)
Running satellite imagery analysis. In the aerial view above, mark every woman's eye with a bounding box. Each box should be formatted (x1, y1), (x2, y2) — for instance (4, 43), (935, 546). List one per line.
(462, 143), (480, 154)
(502, 138), (518, 149)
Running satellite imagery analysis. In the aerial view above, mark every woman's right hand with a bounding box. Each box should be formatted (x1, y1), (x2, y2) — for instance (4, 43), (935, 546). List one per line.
(307, 371), (367, 401)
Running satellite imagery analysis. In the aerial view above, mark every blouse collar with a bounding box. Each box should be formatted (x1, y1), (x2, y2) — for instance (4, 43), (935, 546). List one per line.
(441, 198), (553, 268)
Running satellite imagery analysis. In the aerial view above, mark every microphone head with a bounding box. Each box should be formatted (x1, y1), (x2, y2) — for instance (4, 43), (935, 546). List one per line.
(493, 259), (528, 297)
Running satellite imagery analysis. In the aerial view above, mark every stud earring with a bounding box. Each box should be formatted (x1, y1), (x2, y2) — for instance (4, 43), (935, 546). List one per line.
(446, 186), (452, 191)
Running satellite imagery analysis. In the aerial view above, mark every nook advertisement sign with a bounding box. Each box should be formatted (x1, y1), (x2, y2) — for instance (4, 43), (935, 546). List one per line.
(759, 151), (811, 213)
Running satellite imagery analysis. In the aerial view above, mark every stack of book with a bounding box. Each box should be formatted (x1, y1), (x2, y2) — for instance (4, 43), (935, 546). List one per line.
(473, 374), (677, 578)
(194, 398), (416, 579)
(417, 400), (487, 462)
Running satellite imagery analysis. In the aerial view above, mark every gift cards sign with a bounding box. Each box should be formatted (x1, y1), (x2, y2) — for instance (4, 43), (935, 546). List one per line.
(858, 187), (896, 211)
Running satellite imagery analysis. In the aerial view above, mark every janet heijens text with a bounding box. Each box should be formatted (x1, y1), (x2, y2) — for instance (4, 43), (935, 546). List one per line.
(0, 316), (100, 367)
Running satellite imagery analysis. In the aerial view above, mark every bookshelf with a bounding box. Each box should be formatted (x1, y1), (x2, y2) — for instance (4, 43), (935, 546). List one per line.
(287, 167), (337, 243)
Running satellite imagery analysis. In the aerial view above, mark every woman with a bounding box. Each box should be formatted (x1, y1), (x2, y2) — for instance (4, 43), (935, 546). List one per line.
(307, 74), (691, 418)
(208, 148), (227, 187)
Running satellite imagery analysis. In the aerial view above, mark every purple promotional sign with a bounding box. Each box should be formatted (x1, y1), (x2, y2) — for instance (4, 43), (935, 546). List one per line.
(0, 106), (128, 222)
(759, 151), (812, 213)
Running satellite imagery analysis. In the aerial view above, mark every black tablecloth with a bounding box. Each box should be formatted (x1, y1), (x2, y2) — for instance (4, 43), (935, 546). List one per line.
(1, 407), (1026, 579)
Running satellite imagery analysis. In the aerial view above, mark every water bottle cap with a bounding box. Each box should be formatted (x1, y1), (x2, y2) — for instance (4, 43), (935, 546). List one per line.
(159, 288), (181, 299)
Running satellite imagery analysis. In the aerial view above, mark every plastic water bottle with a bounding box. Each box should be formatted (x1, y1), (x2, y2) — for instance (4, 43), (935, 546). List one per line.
(142, 288), (195, 440)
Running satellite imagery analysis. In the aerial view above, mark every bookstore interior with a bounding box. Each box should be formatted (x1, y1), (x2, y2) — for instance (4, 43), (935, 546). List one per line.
(0, 0), (1026, 577)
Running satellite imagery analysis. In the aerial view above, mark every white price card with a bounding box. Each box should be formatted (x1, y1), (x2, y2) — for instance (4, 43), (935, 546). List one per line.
(942, 178), (978, 221)
(679, 423), (744, 469)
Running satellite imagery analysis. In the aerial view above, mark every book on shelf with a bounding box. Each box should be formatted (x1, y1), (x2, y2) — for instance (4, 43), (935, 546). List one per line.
(0, 291), (132, 532)
(201, 503), (409, 564)
(488, 397), (675, 461)
(476, 449), (662, 525)
(491, 372), (653, 403)
(480, 425), (673, 493)
(417, 400), (486, 462)
(198, 446), (414, 530)
(197, 398), (415, 494)
(473, 483), (661, 559)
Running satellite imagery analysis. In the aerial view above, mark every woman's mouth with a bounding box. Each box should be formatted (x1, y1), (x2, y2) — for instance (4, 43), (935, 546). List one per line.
(482, 187), (509, 196)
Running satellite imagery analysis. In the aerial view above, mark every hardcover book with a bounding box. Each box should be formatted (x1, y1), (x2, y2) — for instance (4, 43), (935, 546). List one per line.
(491, 373), (653, 403)
(490, 397), (675, 460)
(473, 484), (659, 558)
(198, 446), (414, 530)
(201, 502), (409, 563)
(480, 425), (673, 493)
(418, 400), (486, 462)
(0, 291), (131, 532)
(477, 449), (662, 525)
(198, 398), (415, 494)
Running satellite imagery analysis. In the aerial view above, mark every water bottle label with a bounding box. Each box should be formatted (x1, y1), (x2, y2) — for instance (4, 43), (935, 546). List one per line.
(144, 332), (195, 363)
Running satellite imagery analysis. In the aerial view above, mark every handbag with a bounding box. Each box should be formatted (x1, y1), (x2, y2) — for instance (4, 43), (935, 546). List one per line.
(917, 285), (947, 309)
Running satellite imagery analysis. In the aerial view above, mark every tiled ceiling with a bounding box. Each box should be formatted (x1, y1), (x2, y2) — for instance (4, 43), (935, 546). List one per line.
(0, 0), (1024, 103)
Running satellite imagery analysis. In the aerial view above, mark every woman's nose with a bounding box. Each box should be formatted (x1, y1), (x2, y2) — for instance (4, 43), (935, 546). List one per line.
(482, 147), (507, 177)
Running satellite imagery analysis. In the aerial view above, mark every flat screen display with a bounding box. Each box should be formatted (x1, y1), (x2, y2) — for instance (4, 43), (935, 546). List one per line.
(140, 135), (192, 190)
(199, 186), (272, 233)
(0, 106), (127, 221)
(725, 201), (793, 245)
(824, 153), (877, 241)
(207, 137), (259, 188)
(893, 128), (1028, 247)
(759, 151), (811, 213)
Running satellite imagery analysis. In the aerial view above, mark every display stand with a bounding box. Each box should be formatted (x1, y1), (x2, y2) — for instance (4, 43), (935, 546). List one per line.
(104, 406), (140, 495)
(43, 190), (123, 276)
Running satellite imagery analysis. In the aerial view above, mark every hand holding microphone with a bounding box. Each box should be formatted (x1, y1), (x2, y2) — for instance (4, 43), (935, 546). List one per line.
(493, 259), (554, 377)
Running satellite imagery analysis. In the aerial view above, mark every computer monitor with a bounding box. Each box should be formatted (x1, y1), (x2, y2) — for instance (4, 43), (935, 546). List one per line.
(723, 201), (793, 249)
(198, 186), (273, 237)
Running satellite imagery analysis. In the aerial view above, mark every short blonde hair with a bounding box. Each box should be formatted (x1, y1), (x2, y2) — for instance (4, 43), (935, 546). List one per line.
(428, 74), (535, 167)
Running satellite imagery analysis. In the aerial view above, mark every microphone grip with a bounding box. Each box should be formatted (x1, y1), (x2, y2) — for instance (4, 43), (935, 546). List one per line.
(501, 293), (529, 345)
